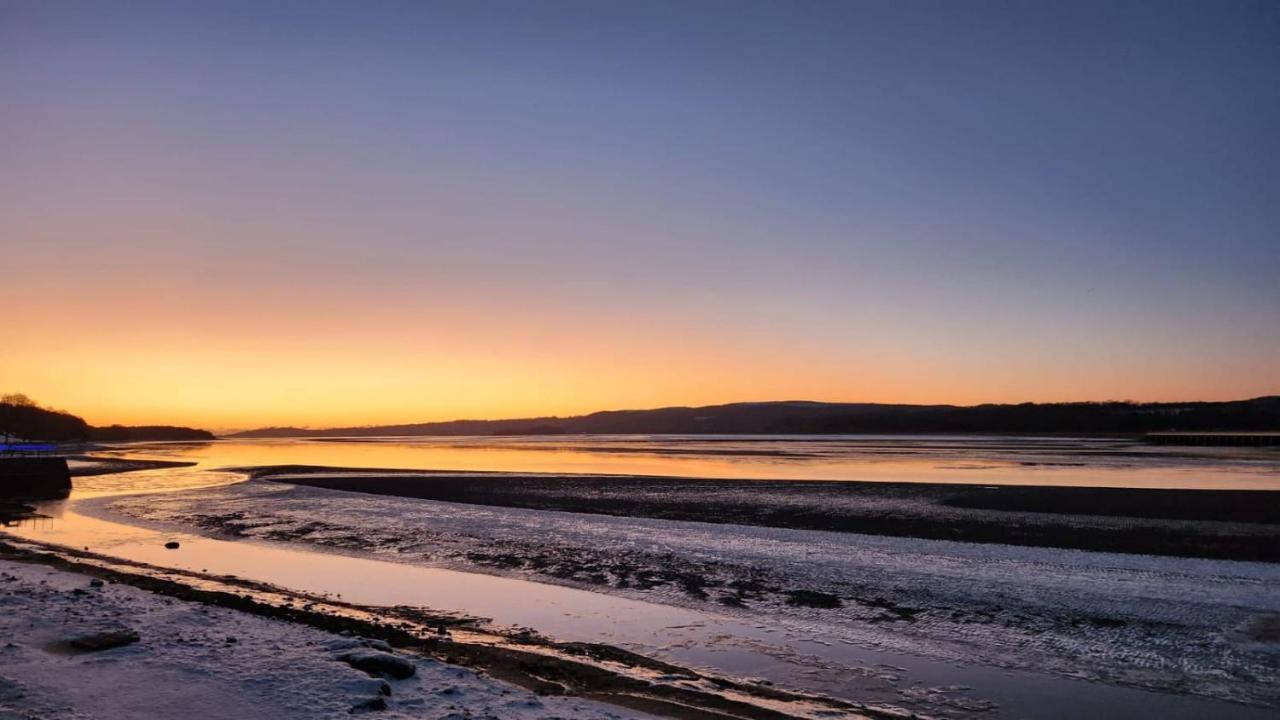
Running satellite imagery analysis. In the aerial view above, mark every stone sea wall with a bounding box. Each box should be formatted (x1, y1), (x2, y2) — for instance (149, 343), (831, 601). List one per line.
(0, 458), (72, 499)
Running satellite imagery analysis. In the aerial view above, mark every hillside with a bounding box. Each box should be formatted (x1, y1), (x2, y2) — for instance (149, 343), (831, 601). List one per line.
(0, 396), (89, 442)
(0, 394), (213, 443)
(230, 396), (1280, 438)
(89, 425), (216, 442)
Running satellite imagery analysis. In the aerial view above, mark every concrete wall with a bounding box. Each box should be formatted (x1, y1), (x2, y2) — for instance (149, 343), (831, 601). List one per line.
(0, 458), (72, 499)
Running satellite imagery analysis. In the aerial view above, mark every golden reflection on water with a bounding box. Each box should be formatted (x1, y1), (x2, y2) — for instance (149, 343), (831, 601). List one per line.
(89, 437), (1280, 490)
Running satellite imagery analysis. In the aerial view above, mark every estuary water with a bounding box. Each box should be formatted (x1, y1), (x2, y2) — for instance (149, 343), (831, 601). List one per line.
(4, 436), (1279, 719)
(76, 434), (1280, 490)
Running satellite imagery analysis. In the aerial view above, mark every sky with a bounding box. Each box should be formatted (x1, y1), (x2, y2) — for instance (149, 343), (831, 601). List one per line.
(2, 0), (1277, 430)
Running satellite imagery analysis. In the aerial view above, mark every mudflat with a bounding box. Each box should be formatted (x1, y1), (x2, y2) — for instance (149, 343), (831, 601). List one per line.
(254, 466), (1280, 561)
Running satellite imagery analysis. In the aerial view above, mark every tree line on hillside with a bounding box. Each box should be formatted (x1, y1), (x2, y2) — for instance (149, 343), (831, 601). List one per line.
(88, 425), (216, 442)
(0, 394), (89, 443)
(0, 394), (214, 443)
(231, 396), (1280, 438)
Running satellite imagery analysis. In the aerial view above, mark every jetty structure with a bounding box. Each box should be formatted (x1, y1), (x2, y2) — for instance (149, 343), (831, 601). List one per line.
(0, 444), (72, 499)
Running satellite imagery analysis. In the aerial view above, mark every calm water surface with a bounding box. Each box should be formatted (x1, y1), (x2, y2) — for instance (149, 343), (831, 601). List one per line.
(87, 435), (1280, 490)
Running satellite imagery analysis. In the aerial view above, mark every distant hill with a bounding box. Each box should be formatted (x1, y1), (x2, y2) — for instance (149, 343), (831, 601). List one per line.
(1, 394), (213, 443)
(230, 396), (1280, 438)
(89, 425), (216, 442)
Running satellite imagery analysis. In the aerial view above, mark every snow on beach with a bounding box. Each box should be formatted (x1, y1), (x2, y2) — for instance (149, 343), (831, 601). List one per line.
(104, 478), (1280, 708)
(0, 558), (648, 720)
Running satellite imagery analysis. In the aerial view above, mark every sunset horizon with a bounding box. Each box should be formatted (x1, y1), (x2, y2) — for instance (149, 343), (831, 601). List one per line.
(11, 389), (1280, 434)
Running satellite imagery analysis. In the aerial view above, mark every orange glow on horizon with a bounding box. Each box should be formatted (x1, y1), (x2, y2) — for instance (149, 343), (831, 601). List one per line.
(7, 301), (1276, 432)
(5, 254), (1276, 431)
(4, 156), (1275, 432)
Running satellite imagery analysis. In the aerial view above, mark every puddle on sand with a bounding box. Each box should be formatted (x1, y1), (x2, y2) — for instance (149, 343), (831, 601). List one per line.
(5, 493), (1274, 720)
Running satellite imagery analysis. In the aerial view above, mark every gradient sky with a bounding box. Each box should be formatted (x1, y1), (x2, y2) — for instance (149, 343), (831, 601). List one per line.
(2, 1), (1278, 430)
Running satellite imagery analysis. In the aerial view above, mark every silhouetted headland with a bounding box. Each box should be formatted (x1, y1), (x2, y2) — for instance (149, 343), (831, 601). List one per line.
(231, 396), (1280, 438)
(88, 425), (215, 442)
(0, 394), (214, 443)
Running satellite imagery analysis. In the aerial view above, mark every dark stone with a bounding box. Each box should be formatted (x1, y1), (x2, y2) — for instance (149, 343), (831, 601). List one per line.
(1247, 614), (1280, 642)
(784, 590), (843, 609)
(338, 650), (415, 680)
(1076, 615), (1126, 629)
(0, 458), (71, 500)
(164, 541), (180, 550)
(69, 629), (139, 651)
(88, 579), (104, 588)
(349, 696), (387, 713)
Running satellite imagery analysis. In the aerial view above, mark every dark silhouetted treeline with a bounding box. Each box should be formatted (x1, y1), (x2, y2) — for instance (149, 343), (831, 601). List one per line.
(0, 395), (90, 442)
(231, 396), (1280, 438)
(89, 425), (216, 442)
(1, 394), (214, 443)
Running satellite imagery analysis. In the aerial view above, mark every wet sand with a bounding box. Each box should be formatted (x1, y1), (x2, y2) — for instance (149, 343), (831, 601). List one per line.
(10, 496), (1279, 718)
(254, 466), (1280, 561)
(0, 533), (921, 720)
(6, 449), (1279, 717)
(0, 554), (647, 720)
(66, 455), (197, 477)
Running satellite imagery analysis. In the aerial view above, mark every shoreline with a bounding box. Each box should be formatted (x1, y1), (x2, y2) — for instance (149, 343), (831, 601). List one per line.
(92, 473), (1280, 710)
(67, 456), (198, 477)
(0, 553), (648, 720)
(7, 445), (1279, 716)
(9, 467), (1280, 716)
(0, 534), (909, 720)
(9, 500), (1279, 718)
